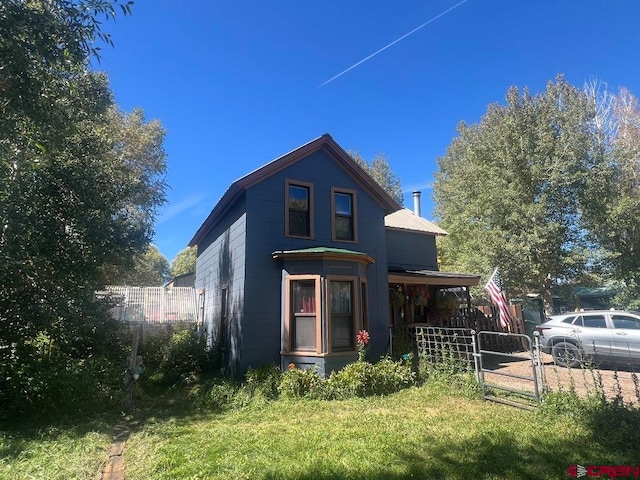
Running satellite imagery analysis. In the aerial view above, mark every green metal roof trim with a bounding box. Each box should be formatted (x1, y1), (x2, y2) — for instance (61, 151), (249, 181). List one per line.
(272, 246), (375, 264)
(273, 246), (365, 255)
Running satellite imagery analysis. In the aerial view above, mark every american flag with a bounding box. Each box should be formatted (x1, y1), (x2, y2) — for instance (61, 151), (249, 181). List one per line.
(484, 267), (512, 329)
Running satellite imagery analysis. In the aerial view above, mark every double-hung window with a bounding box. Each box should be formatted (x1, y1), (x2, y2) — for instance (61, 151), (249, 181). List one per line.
(286, 180), (314, 238)
(329, 278), (356, 352)
(286, 275), (321, 353)
(332, 188), (357, 242)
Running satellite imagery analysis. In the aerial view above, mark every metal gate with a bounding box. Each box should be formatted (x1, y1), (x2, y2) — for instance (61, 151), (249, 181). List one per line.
(474, 330), (543, 410)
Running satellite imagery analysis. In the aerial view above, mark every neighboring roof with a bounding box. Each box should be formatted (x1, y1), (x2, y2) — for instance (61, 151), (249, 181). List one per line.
(164, 271), (195, 288)
(189, 134), (402, 247)
(572, 286), (619, 298)
(384, 208), (448, 236)
(272, 246), (375, 265)
(388, 269), (480, 287)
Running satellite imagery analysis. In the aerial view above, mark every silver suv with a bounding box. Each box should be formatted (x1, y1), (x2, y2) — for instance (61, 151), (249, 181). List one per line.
(535, 310), (640, 368)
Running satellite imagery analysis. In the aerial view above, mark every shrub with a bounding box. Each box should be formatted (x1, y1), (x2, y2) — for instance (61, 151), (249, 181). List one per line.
(371, 357), (416, 393)
(199, 379), (241, 410)
(245, 364), (282, 400)
(278, 367), (324, 398)
(1, 355), (123, 420)
(326, 357), (415, 399)
(327, 361), (374, 398)
(144, 326), (219, 386)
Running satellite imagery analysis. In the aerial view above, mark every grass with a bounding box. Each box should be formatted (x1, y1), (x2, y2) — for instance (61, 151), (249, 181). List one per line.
(2, 378), (638, 480)
(0, 415), (116, 480)
(123, 381), (637, 480)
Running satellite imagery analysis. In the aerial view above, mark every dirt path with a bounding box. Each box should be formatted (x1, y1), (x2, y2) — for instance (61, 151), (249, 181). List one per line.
(101, 423), (130, 480)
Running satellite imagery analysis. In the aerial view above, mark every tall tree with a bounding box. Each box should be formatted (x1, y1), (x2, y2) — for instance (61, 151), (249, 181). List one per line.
(350, 151), (403, 205)
(102, 245), (170, 286)
(582, 83), (640, 307)
(0, 0), (166, 413)
(170, 246), (197, 278)
(434, 77), (593, 314)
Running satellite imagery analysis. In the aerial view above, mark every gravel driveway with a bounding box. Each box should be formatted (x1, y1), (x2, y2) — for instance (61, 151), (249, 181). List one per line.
(480, 351), (640, 405)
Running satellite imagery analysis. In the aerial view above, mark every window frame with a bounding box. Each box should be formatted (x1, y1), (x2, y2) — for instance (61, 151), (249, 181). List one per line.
(574, 314), (607, 328)
(360, 278), (368, 332)
(285, 179), (314, 239)
(611, 314), (640, 330)
(284, 274), (322, 355)
(331, 187), (358, 243)
(327, 275), (358, 354)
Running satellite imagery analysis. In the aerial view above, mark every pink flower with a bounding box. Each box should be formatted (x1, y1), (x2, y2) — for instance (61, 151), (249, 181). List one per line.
(356, 330), (370, 346)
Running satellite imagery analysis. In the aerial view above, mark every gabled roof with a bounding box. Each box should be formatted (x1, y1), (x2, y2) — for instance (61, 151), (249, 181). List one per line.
(189, 134), (402, 246)
(384, 208), (448, 236)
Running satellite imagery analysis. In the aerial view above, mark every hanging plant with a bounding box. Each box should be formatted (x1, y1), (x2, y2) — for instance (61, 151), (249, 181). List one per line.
(407, 286), (429, 306)
(389, 287), (405, 308)
(435, 295), (459, 318)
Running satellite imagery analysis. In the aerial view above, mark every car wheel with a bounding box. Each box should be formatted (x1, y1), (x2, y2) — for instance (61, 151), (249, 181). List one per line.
(552, 341), (582, 368)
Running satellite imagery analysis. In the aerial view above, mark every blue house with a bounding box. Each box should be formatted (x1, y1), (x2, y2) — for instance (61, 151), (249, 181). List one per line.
(189, 134), (479, 376)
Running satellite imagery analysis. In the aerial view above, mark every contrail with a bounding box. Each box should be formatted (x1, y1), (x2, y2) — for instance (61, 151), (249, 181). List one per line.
(318, 0), (468, 88)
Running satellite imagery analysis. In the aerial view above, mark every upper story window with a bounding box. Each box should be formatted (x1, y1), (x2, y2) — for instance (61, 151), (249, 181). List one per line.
(332, 188), (357, 242)
(286, 180), (314, 238)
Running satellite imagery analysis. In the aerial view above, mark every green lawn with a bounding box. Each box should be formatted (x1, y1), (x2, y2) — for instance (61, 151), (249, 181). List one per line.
(0, 416), (115, 480)
(1, 383), (637, 480)
(124, 386), (637, 480)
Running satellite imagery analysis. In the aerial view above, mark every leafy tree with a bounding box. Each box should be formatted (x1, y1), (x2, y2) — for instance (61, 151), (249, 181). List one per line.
(170, 246), (197, 278)
(102, 245), (170, 286)
(434, 77), (594, 314)
(350, 151), (403, 205)
(0, 0), (167, 415)
(582, 83), (640, 308)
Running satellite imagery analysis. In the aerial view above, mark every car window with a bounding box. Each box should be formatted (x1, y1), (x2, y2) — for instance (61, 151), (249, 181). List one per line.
(562, 316), (576, 324)
(574, 315), (607, 328)
(612, 315), (640, 330)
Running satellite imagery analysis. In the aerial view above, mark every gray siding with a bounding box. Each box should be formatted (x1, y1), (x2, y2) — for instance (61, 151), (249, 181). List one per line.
(242, 149), (391, 369)
(386, 229), (438, 271)
(195, 200), (247, 376)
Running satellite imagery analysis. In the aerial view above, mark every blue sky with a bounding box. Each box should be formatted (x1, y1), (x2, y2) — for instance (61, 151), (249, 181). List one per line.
(95, 0), (640, 263)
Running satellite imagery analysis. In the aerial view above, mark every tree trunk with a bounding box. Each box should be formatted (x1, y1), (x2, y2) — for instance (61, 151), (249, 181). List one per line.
(540, 283), (555, 318)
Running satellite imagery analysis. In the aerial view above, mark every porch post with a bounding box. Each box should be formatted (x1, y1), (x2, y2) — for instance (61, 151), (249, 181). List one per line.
(466, 286), (474, 330)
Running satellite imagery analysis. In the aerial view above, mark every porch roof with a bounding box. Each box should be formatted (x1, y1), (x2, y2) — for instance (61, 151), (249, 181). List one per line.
(388, 269), (481, 287)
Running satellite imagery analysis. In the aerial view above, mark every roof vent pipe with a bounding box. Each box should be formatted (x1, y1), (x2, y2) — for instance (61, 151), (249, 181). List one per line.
(412, 191), (421, 217)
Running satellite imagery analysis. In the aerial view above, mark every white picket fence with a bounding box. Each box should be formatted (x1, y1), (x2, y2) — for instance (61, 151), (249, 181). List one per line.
(102, 286), (198, 324)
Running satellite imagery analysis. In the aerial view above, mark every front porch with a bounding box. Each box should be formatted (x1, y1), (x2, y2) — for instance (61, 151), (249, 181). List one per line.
(387, 270), (527, 357)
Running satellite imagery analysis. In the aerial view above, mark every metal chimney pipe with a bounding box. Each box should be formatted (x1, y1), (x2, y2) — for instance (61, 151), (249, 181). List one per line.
(412, 191), (421, 216)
